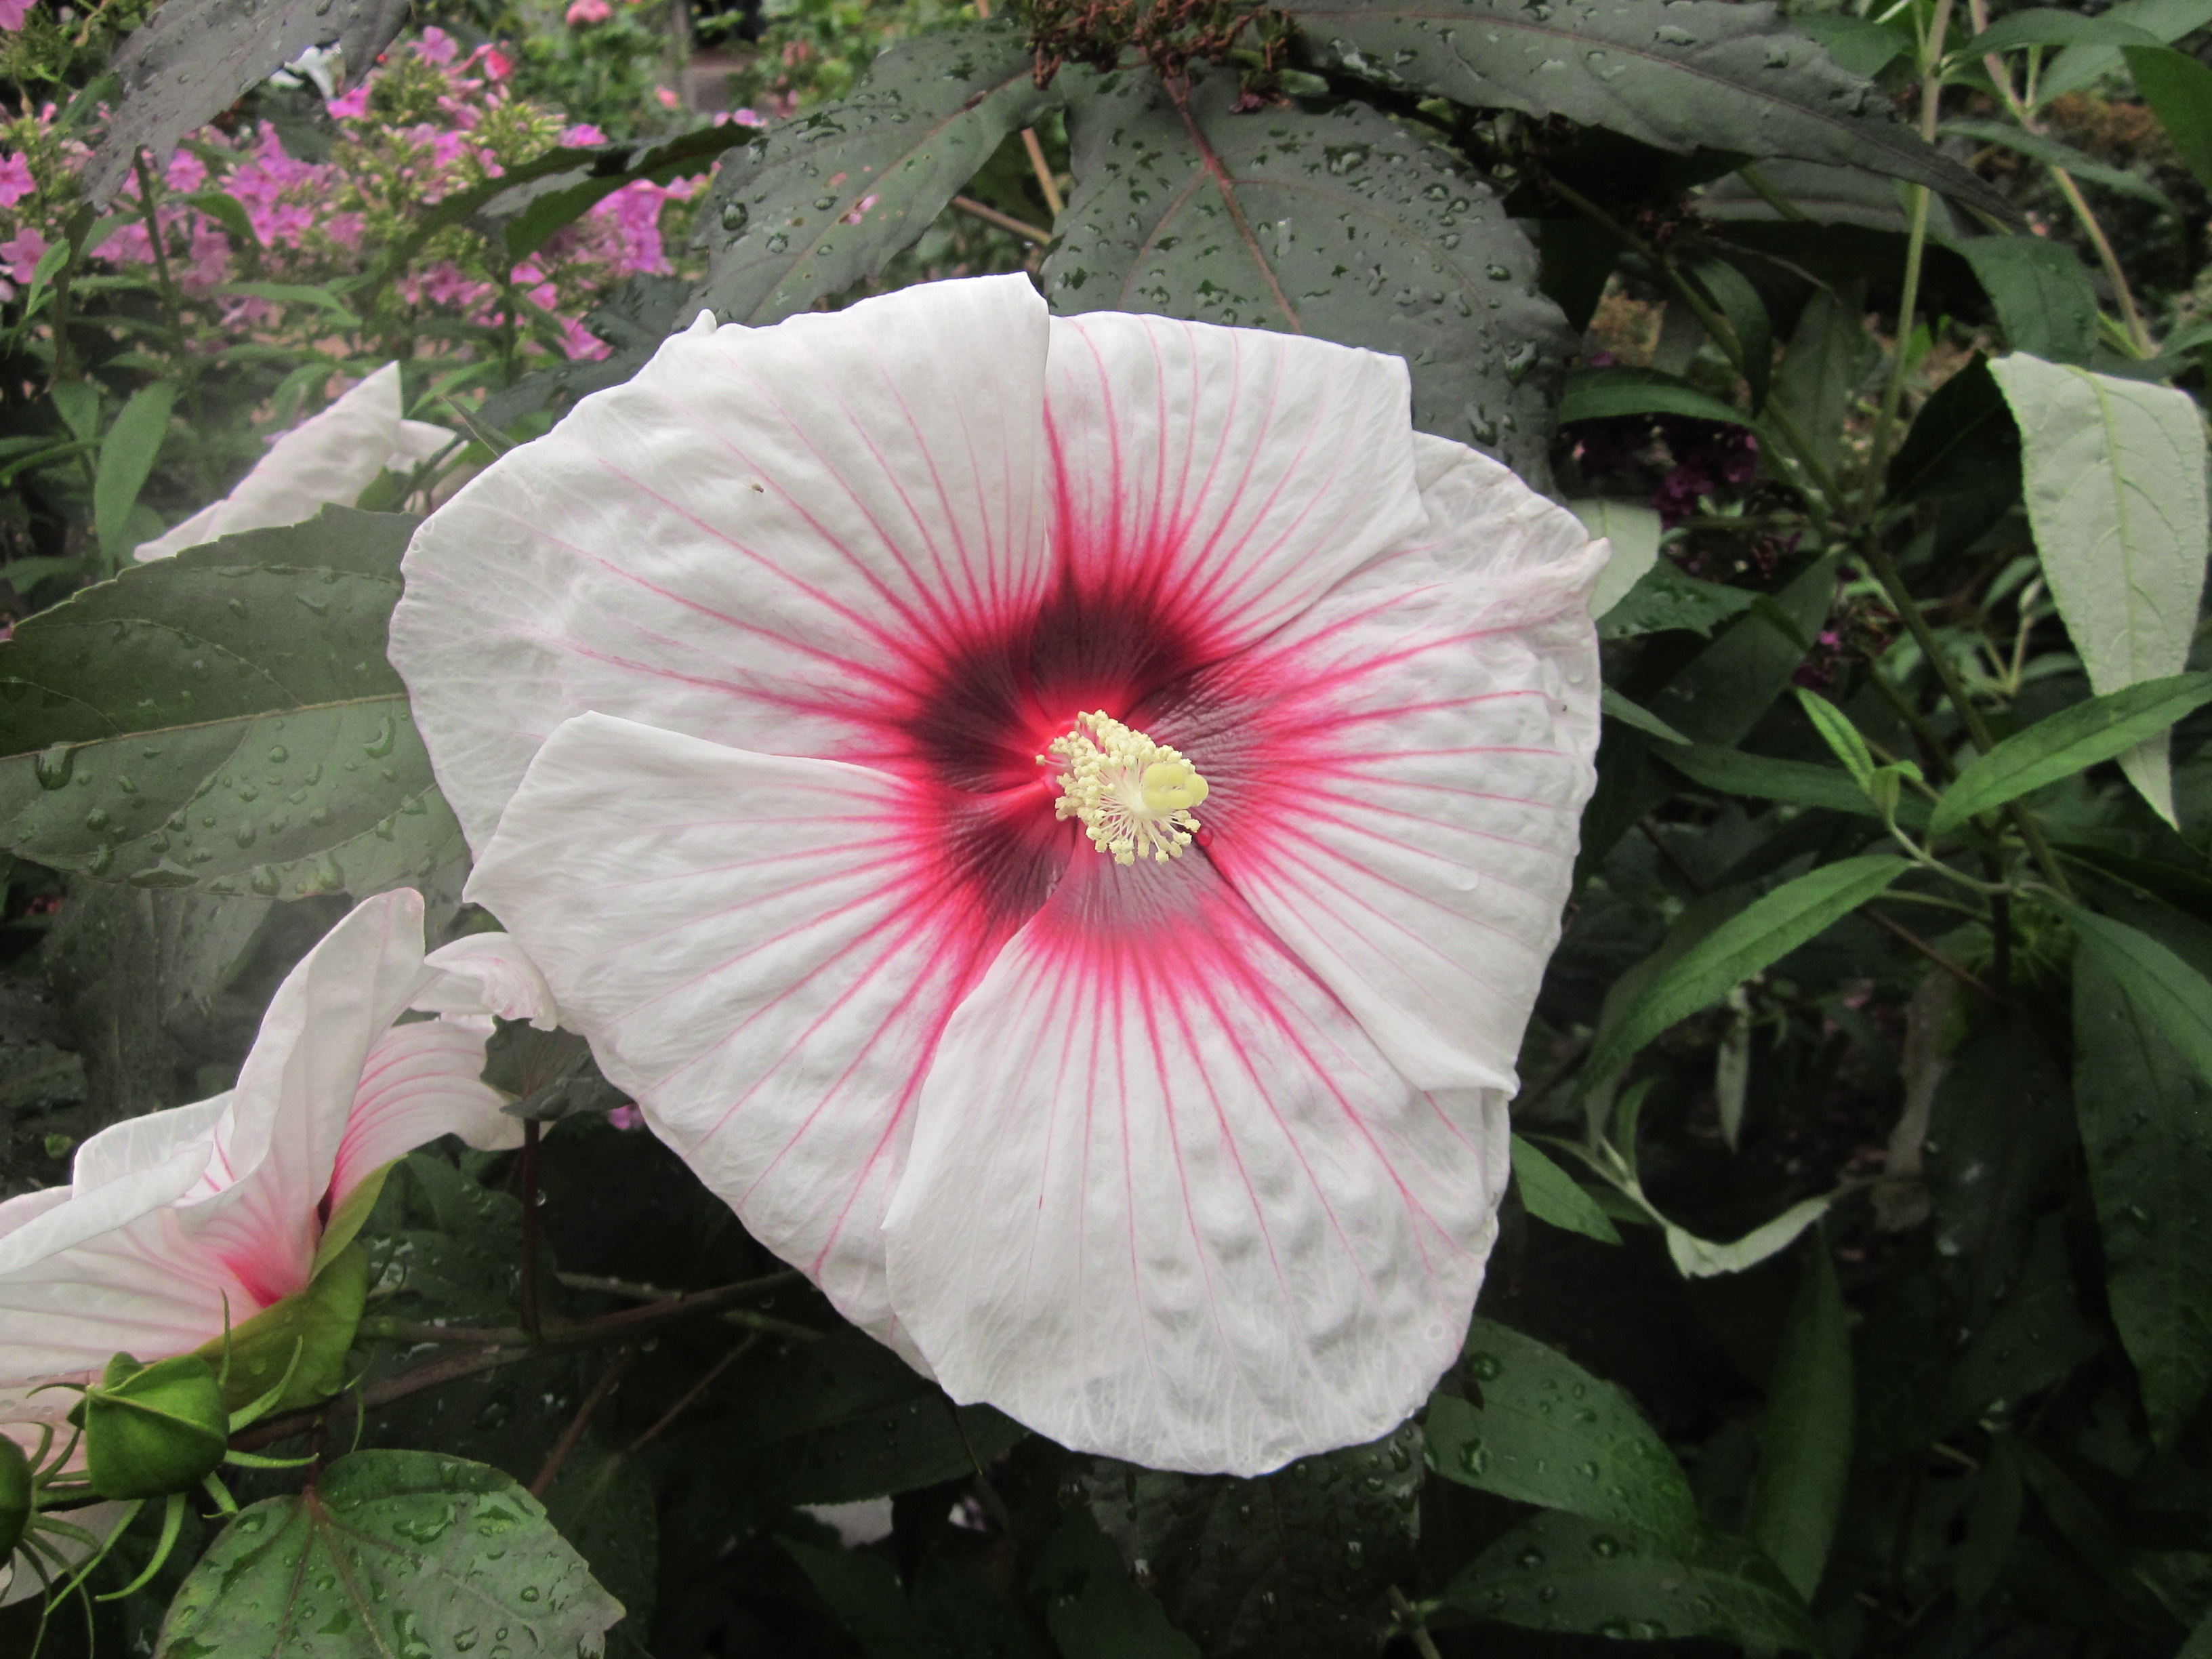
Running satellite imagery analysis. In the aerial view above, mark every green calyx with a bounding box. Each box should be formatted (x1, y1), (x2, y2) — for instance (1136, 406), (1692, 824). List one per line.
(194, 1243), (372, 1413)
(74, 1352), (229, 1501)
(0, 1433), (28, 1560)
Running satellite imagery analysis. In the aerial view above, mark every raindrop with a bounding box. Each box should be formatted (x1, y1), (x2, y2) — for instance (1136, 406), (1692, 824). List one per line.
(249, 865), (281, 896)
(364, 716), (396, 759)
(83, 807), (108, 832)
(720, 201), (749, 234)
(1467, 1351), (1502, 1382)
(34, 744), (73, 790)
(1589, 1534), (1620, 1558)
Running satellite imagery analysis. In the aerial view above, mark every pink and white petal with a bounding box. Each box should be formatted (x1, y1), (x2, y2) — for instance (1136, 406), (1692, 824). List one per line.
(1041, 313), (1430, 659)
(328, 1020), (514, 1214)
(464, 713), (1033, 1347)
(1147, 440), (1603, 1095)
(64, 1093), (230, 1196)
(882, 851), (1507, 1476)
(415, 933), (559, 1030)
(177, 890), (437, 1309)
(392, 275), (1054, 853)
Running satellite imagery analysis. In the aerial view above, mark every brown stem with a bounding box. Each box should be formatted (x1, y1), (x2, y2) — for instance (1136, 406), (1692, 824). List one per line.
(950, 194), (1053, 244)
(1020, 128), (1065, 218)
(626, 1336), (756, 1456)
(232, 1346), (531, 1452)
(1862, 907), (1998, 1002)
(529, 1350), (634, 1499)
(1164, 74), (1303, 331)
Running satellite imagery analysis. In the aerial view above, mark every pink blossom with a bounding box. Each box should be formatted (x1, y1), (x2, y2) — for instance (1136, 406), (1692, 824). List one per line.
(607, 1104), (644, 1130)
(327, 83), (371, 119)
(415, 25), (458, 64)
(718, 108), (766, 127)
(327, 213), (365, 251)
(0, 0), (33, 31)
(655, 86), (680, 109)
(0, 227), (45, 285)
(182, 226), (230, 292)
(558, 316), (609, 360)
(560, 122), (607, 146)
(566, 0), (611, 22)
(0, 152), (33, 209)
(163, 148), (206, 193)
(476, 45), (514, 80)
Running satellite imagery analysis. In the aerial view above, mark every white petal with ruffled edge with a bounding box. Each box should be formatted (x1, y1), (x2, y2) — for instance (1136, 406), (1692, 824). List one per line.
(414, 932), (560, 1031)
(464, 712), (1031, 1345)
(1042, 311), (1429, 659)
(328, 1020), (514, 1210)
(882, 850), (1508, 1476)
(392, 276), (1054, 852)
(1152, 437), (1604, 1096)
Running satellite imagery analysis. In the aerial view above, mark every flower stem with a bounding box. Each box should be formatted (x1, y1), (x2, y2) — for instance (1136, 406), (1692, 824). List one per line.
(528, 1349), (634, 1498)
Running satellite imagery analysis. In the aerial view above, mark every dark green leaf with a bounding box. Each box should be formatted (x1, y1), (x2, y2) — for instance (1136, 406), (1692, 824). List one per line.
(1942, 119), (2181, 215)
(2072, 949), (2212, 1442)
(1931, 674), (2212, 834)
(0, 507), (462, 900)
(1773, 283), (1871, 484)
(1942, 1214), (2104, 1426)
(1957, 1437), (2023, 1605)
(2043, 0), (2212, 100)
(2010, 1439), (2184, 1631)
(1035, 1513), (1200, 1659)
(1956, 237), (2099, 365)
(2125, 46), (2212, 191)
(499, 125), (752, 263)
(1559, 366), (1749, 428)
(1511, 1134), (1624, 1243)
(1427, 1319), (1696, 1542)
(1747, 1243), (1853, 1601)
(1046, 68), (1568, 478)
(94, 382), (176, 562)
(1688, 256), (1773, 411)
(1660, 742), (1931, 825)
(1883, 353), (2022, 560)
(2065, 905), (2212, 1094)
(1599, 689), (1689, 747)
(1964, 9), (2165, 54)
(1597, 566), (1757, 640)
(539, 1435), (659, 1646)
(698, 24), (1055, 327)
(83, 0), (409, 203)
(1296, 0), (2015, 220)
(1586, 855), (1909, 1084)
(155, 1450), (623, 1656)
(1082, 1423), (1422, 1659)
(703, 1329), (1025, 1512)
(1446, 1511), (1820, 1652)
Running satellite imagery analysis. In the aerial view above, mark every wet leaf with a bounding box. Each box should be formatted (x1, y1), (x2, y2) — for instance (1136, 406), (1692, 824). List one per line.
(1595, 567), (1756, 641)
(1046, 67), (1568, 479)
(155, 1450), (623, 1657)
(1427, 1319), (1696, 1543)
(1297, 0), (2016, 219)
(1747, 1243), (1852, 1599)
(1931, 675), (2212, 835)
(1559, 366), (1748, 427)
(697, 23), (1055, 326)
(1033, 1513), (1199, 1659)
(1957, 238), (2099, 367)
(0, 506), (462, 901)
(1885, 353), (2022, 562)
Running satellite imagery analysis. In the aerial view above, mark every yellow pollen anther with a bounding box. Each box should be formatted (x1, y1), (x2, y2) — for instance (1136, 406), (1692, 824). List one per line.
(1047, 712), (1210, 866)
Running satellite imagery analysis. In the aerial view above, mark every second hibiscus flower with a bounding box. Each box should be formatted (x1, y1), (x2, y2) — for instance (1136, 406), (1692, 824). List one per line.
(389, 274), (1603, 1475)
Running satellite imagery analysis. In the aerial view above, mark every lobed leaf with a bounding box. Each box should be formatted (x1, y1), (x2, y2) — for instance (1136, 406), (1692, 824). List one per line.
(1929, 674), (2212, 835)
(695, 24), (1056, 327)
(1295, 0), (2018, 220)
(0, 507), (464, 901)
(1044, 67), (1568, 478)
(155, 1450), (623, 1657)
(1427, 1319), (1697, 1544)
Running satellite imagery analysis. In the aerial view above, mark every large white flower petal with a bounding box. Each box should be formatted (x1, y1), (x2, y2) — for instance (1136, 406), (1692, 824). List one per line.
(1151, 438), (1603, 1095)
(134, 364), (445, 560)
(882, 849), (1507, 1476)
(392, 275), (1056, 853)
(415, 932), (560, 1030)
(464, 712), (1031, 1344)
(1042, 312), (1430, 657)
(329, 1020), (514, 1210)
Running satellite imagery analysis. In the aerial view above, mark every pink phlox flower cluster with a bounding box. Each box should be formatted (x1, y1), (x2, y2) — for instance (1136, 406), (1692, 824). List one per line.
(561, 122), (609, 146)
(416, 25), (460, 65)
(0, 0), (33, 32)
(326, 83), (372, 119)
(225, 129), (340, 252)
(566, 0), (613, 24)
(584, 176), (695, 278)
(0, 224), (42, 300)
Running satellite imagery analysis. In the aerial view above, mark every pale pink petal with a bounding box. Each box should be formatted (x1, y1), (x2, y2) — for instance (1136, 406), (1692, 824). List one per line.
(464, 713), (1034, 1348)
(882, 848), (1507, 1475)
(176, 890), (437, 1307)
(1041, 311), (1429, 657)
(328, 1020), (515, 1211)
(415, 932), (559, 1029)
(1153, 437), (1604, 1094)
(134, 363), (422, 560)
(391, 275), (1055, 853)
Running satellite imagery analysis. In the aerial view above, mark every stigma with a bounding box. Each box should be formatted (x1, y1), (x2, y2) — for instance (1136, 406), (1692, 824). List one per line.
(1043, 712), (1210, 866)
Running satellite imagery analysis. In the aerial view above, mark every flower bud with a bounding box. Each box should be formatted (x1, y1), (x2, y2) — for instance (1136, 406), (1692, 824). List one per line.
(0, 1434), (28, 1561)
(75, 1353), (228, 1500)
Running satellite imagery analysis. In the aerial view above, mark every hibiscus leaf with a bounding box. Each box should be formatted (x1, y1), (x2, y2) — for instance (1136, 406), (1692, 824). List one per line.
(81, 0), (410, 206)
(695, 22), (1057, 327)
(1586, 854), (1911, 1086)
(1293, 0), (2017, 222)
(1080, 1422), (1424, 1658)
(1045, 66), (1570, 480)
(1427, 1319), (1697, 1545)
(154, 1449), (623, 1656)
(1444, 1510), (1820, 1650)
(0, 506), (464, 903)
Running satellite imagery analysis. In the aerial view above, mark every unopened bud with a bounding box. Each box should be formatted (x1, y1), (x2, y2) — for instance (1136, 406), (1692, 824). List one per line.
(75, 1353), (228, 1500)
(0, 1435), (28, 1560)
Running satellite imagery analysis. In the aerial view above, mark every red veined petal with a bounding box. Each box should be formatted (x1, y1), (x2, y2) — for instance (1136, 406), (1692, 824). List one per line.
(463, 712), (1063, 1349)
(882, 846), (1507, 1475)
(1145, 437), (1605, 1094)
(327, 1020), (516, 1216)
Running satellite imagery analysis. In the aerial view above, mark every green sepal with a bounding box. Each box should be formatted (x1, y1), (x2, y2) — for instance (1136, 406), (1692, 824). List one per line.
(0, 1432), (28, 1559)
(193, 1244), (370, 1413)
(75, 1353), (228, 1500)
(313, 1162), (394, 1277)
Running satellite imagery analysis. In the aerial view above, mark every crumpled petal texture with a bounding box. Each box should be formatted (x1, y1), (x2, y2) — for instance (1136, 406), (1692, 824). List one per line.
(0, 890), (520, 1413)
(395, 274), (1603, 1475)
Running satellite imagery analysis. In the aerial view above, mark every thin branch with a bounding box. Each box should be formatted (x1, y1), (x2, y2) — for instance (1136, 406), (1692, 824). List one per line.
(626, 1336), (757, 1456)
(529, 1349), (635, 1499)
(1862, 906), (1999, 1002)
(950, 194), (1054, 244)
(1388, 1586), (1446, 1659)
(518, 1120), (542, 1339)
(555, 1268), (798, 1305)
(1021, 128), (1065, 219)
